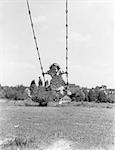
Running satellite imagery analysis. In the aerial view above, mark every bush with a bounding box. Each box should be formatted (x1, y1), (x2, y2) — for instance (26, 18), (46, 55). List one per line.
(70, 88), (85, 102)
(75, 90), (85, 102)
(0, 89), (5, 98)
(1, 83), (115, 104)
(82, 88), (89, 101)
(32, 95), (48, 106)
(88, 89), (97, 102)
(107, 93), (115, 103)
(4, 87), (17, 100)
(3, 85), (26, 100)
(94, 86), (100, 100)
(31, 87), (49, 106)
(97, 90), (108, 103)
(70, 93), (76, 101)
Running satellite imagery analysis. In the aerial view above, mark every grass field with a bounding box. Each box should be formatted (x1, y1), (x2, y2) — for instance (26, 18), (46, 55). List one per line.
(0, 99), (114, 150)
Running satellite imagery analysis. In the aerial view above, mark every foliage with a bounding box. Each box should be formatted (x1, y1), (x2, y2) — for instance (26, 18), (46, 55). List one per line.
(94, 86), (100, 100)
(0, 89), (5, 98)
(69, 87), (85, 102)
(0, 83), (114, 103)
(107, 93), (115, 103)
(97, 90), (108, 103)
(88, 89), (97, 102)
(4, 87), (17, 100)
(31, 87), (49, 106)
(2, 85), (26, 100)
(82, 88), (89, 101)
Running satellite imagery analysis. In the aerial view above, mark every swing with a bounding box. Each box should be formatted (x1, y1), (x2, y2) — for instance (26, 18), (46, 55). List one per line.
(26, 0), (69, 92)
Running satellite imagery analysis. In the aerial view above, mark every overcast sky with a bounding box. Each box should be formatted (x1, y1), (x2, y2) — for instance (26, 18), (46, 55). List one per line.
(0, 0), (114, 88)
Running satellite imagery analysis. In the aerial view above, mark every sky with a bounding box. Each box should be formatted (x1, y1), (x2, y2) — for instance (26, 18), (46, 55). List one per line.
(0, 0), (114, 88)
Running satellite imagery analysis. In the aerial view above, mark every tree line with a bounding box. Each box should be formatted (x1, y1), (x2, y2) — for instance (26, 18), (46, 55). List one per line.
(0, 82), (114, 103)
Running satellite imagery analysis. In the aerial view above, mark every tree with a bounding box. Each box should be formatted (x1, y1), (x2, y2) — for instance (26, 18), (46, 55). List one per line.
(88, 88), (97, 102)
(97, 90), (108, 103)
(69, 87), (85, 102)
(107, 92), (115, 103)
(4, 87), (17, 100)
(82, 88), (89, 101)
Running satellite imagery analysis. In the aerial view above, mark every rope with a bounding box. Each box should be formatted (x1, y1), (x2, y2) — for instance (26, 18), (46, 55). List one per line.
(26, 0), (45, 84)
(66, 0), (69, 87)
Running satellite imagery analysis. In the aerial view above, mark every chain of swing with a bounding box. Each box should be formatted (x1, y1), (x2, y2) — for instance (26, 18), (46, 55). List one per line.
(26, 0), (69, 87)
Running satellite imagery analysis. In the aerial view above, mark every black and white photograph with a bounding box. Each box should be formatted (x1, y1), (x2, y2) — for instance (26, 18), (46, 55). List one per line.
(0, 0), (114, 149)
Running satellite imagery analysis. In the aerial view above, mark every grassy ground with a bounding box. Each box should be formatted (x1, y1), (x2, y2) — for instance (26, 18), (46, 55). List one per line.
(0, 99), (114, 150)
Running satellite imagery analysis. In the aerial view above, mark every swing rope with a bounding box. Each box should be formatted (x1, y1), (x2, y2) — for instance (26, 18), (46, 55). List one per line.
(26, 0), (69, 88)
(66, 0), (69, 87)
(26, 0), (45, 84)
